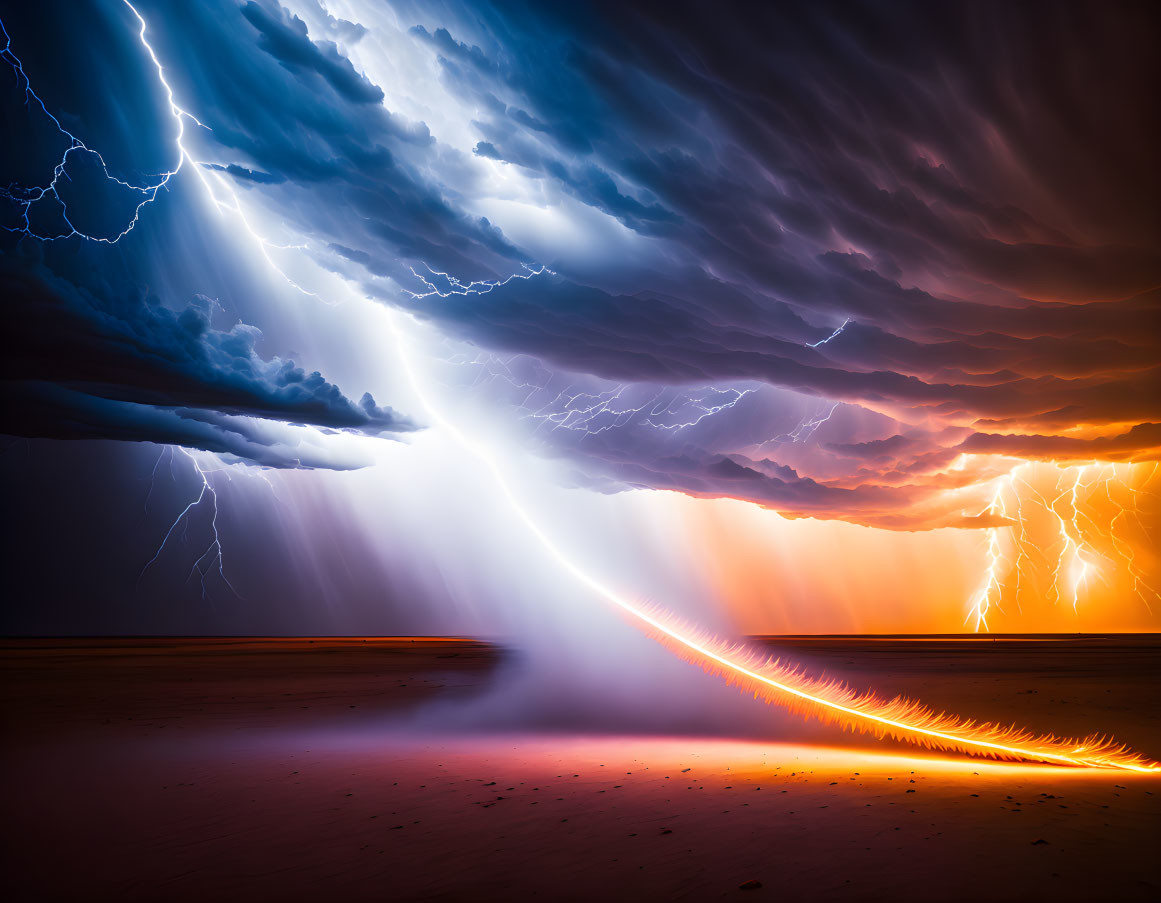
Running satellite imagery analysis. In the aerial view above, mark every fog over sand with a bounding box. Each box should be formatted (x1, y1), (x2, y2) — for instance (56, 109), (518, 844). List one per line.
(2, 637), (1158, 902)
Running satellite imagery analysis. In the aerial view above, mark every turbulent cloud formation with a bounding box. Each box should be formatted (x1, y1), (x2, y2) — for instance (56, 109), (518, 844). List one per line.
(1, 256), (415, 467)
(0, 1), (417, 468)
(2, 0), (1157, 524)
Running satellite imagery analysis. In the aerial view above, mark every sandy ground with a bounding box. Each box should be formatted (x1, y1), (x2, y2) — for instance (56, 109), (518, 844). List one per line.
(1, 636), (1159, 902)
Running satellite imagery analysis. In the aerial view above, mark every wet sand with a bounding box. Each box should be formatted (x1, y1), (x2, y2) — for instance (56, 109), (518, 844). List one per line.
(2, 636), (1159, 902)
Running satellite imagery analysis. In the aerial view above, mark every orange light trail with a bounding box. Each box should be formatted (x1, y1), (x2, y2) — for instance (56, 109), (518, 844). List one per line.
(388, 311), (1160, 774)
(639, 607), (1158, 772)
(93, 2), (1161, 776)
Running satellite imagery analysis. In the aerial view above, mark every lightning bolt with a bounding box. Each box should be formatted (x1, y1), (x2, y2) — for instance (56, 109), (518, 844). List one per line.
(440, 351), (552, 407)
(1106, 463), (1159, 613)
(0, 12), (197, 243)
(386, 307), (1158, 772)
(640, 387), (755, 431)
(966, 476), (1012, 632)
(805, 317), (851, 348)
(524, 384), (653, 436)
(403, 262), (554, 299)
(750, 399), (840, 453)
(1, 5), (319, 296)
(28, 4), (1158, 771)
(964, 461), (1159, 630)
(521, 383), (755, 438)
(1053, 465), (1098, 612)
(140, 448), (238, 600)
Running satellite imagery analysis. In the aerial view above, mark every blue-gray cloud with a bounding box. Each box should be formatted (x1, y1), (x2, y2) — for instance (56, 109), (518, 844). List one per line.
(3, 0), (1158, 522)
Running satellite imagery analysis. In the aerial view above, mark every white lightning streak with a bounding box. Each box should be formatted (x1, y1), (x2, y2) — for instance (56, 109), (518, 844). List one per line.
(805, 318), (851, 348)
(404, 262), (554, 299)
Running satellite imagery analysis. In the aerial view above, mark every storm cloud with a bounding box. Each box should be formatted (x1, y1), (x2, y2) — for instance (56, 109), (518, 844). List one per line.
(2, 0), (1157, 525)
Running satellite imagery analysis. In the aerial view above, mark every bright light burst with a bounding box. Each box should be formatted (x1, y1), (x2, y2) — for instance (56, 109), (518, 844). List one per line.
(967, 461), (1159, 630)
(13, 3), (1157, 774)
(390, 310), (1160, 773)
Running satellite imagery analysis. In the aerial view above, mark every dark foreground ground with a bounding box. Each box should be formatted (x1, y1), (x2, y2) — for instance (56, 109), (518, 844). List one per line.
(2, 635), (1159, 902)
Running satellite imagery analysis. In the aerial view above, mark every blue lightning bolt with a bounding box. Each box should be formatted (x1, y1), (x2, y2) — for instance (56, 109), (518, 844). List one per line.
(442, 351), (552, 404)
(0, 7), (205, 243)
(403, 262), (554, 299)
(751, 400), (841, 452)
(523, 383), (755, 438)
(525, 384), (650, 436)
(143, 445), (173, 514)
(640, 387), (755, 431)
(805, 318), (851, 348)
(2, 4), (321, 296)
(140, 448), (238, 600)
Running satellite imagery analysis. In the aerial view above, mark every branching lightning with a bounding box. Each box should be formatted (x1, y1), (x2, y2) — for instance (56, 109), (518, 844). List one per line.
(966, 461), (1159, 630)
(24, 4), (1157, 772)
(390, 308), (1159, 772)
(750, 399), (841, 453)
(640, 387), (755, 431)
(518, 381), (755, 438)
(1, 4), (319, 295)
(404, 262), (554, 299)
(0, 13), (196, 243)
(967, 477), (1010, 632)
(140, 448), (238, 600)
(526, 384), (646, 436)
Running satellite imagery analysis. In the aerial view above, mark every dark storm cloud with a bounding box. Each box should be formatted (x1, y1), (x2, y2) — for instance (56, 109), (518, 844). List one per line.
(239, 1), (383, 104)
(959, 424), (1161, 463)
(148, 0), (1160, 439)
(0, 254), (416, 466)
(3, 0), (1157, 522)
(0, 0), (422, 468)
(405, 276), (1161, 431)
(135, 0), (521, 283)
(391, 0), (1161, 523)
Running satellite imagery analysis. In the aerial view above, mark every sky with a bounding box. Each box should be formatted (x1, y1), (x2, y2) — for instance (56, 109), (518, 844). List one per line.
(1, 0), (1158, 640)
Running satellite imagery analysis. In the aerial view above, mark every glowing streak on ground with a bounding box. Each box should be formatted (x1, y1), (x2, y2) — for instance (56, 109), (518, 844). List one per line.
(23, 4), (1154, 771)
(387, 310), (1158, 773)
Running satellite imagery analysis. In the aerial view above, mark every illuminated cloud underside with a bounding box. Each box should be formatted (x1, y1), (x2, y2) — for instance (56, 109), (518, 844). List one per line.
(1, 1), (1159, 755)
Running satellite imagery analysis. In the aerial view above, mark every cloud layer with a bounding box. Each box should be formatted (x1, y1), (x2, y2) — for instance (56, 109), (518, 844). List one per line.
(2, 0), (1157, 522)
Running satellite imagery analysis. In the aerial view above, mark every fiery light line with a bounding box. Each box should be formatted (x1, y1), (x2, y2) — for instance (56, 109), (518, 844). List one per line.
(386, 310), (1159, 773)
(33, 3), (1155, 772)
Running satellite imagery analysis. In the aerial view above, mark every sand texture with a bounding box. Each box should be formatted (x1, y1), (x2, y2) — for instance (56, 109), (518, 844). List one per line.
(2, 636), (1159, 902)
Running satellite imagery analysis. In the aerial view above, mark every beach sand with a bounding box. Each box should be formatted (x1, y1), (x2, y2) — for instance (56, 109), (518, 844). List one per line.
(2, 636), (1158, 902)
